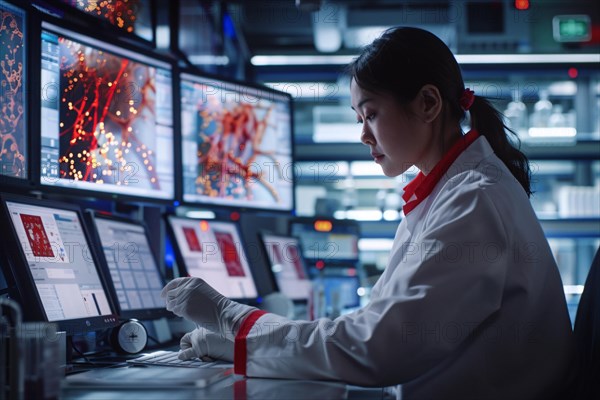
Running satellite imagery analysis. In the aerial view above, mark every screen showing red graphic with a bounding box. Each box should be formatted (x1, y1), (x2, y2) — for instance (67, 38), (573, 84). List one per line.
(182, 227), (202, 252)
(166, 216), (258, 300)
(39, 22), (174, 200)
(214, 231), (245, 277)
(0, 1), (27, 180)
(20, 214), (55, 258)
(180, 72), (294, 212)
(259, 233), (311, 301)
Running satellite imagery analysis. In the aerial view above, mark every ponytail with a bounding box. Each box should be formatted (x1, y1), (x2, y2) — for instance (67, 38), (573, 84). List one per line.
(468, 96), (532, 197)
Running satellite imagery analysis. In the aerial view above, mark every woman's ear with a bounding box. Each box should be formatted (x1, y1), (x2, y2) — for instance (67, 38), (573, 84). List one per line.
(414, 84), (443, 123)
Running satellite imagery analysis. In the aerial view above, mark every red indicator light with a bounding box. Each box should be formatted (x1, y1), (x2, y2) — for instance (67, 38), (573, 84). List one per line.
(514, 0), (529, 10)
(568, 67), (578, 79)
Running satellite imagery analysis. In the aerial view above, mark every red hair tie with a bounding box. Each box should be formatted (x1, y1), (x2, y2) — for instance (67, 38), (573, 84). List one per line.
(460, 88), (475, 111)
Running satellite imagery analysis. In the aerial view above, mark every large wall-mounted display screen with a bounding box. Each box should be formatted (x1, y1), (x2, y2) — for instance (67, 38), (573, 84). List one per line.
(40, 22), (174, 200)
(58, 0), (153, 41)
(0, 1), (27, 180)
(180, 73), (294, 211)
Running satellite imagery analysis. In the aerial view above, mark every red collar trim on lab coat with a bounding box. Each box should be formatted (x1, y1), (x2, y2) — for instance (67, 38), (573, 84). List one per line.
(402, 130), (480, 216)
(234, 309), (267, 376)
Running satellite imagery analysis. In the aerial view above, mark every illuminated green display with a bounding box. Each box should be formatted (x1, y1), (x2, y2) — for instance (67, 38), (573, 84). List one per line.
(553, 15), (591, 42)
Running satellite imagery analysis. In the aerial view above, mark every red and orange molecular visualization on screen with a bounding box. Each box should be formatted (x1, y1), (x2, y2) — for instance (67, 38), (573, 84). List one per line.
(57, 37), (161, 188)
(195, 97), (281, 202)
(62, 0), (141, 33)
(0, 8), (25, 178)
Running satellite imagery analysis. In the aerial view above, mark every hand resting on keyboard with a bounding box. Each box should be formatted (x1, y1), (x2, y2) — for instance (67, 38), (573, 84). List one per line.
(179, 327), (234, 362)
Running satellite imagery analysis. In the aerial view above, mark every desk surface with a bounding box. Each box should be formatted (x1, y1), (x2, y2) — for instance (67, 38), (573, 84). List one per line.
(60, 373), (389, 400)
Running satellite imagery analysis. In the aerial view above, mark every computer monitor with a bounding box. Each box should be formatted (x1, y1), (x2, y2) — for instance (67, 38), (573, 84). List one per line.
(258, 233), (311, 301)
(289, 218), (360, 265)
(0, 1), (27, 181)
(165, 215), (258, 301)
(321, 275), (361, 310)
(0, 194), (119, 334)
(39, 21), (174, 201)
(180, 71), (294, 212)
(85, 212), (170, 320)
(56, 0), (154, 42)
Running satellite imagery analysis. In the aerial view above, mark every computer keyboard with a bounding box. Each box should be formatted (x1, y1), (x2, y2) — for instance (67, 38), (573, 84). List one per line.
(127, 350), (233, 369)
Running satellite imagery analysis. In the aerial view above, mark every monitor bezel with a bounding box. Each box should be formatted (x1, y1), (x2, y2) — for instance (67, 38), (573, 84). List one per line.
(0, 0), (33, 188)
(34, 17), (177, 204)
(84, 210), (173, 320)
(164, 213), (261, 303)
(0, 192), (120, 334)
(257, 230), (311, 302)
(177, 67), (296, 214)
(288, 217), (361, 264)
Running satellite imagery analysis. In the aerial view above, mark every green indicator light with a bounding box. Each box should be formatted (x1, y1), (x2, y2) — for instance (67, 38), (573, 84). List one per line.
(553, 15), (592, 43)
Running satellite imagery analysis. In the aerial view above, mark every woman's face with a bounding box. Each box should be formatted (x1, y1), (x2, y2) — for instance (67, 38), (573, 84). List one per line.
(350, 79), (435, 177)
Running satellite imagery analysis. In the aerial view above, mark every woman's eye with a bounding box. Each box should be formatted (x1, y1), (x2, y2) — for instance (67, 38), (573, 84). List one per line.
(356, 118), (363, 124)
(366, 114), (376, 121)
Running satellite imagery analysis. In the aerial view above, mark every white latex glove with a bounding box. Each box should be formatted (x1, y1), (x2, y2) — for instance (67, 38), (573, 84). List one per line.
(161, 277), (255, 334)
(178, 327), (234, 362)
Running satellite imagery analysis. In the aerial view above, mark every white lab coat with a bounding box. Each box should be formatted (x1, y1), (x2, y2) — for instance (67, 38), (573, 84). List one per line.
(239, 136), (573, 399)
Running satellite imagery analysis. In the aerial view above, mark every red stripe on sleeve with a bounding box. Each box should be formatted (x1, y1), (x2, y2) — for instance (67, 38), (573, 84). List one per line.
(233, 379), (247, 400)
(234, 310), (267, 376)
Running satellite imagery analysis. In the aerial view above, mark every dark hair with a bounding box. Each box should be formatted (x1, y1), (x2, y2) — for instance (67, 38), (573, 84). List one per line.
(346, 27), (532, 197)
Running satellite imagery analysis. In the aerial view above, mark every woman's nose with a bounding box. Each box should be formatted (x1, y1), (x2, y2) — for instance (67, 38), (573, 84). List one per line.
(361, 127), (374, 145)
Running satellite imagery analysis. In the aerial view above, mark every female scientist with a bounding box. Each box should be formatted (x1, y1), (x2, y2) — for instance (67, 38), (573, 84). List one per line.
(162, 27), (573, 399)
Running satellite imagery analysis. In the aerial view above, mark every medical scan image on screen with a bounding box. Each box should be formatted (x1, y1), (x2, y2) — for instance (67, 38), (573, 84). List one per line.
(261, 234), (311, 301)
(39, 22), (174, 199)
(0, 1), (27, 179)
(168, 216), (258, 299)
(93, 217), (164, 312)
(180, 73), (293, 211)
(6, 201), (112, 321)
